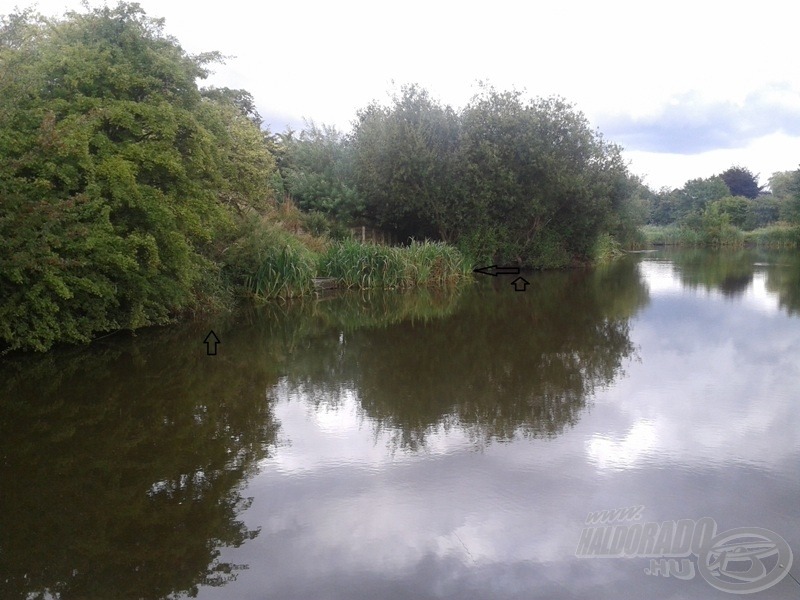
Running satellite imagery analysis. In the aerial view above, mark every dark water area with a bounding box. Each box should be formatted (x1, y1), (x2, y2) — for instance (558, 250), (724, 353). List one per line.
(2, 249), (799, 599)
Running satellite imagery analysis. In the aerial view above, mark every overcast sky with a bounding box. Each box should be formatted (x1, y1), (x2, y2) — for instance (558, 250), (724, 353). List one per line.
(9, 0), (800, 190)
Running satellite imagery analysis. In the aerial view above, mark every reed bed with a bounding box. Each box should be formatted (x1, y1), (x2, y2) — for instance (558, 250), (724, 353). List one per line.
(744, 224), (800, 249)
(223, 221), (317, 300)
(246, 242), (316, 299)
(318, 240), (470, 289)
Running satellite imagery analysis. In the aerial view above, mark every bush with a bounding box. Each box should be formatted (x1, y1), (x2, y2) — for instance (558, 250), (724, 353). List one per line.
(221, 217), (316, 299)
(0, 5), (276, 352)
(318, 240), (470, 289)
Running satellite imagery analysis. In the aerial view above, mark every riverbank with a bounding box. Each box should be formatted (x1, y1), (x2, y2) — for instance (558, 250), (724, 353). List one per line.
(642, 223), (800, 249)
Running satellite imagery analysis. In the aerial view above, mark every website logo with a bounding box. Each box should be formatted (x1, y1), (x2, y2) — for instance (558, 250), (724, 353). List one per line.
(576, 506), (793, 594)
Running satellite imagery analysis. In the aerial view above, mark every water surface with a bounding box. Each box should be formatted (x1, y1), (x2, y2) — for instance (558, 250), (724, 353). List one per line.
(2, 249), (799, 599)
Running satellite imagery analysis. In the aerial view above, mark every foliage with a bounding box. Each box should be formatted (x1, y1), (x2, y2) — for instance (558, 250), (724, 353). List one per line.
(351, 85), (461, 241)
(719, 165), (763, 199)
(318, 240), (470, 289)
(0, 4), (275, 352)
(744, 223), (800, 248)
(644, 169), (786, 242)
(774, 168), (800, 223)
(592, 233), (624, 263)
(349, 85), (640, 266)
(221, 216), (317, 300)
(642, 224), (704, 246)
(699, 203), (744, 247)
(768, 170), (798, 201)
(278, 122), (364, 222)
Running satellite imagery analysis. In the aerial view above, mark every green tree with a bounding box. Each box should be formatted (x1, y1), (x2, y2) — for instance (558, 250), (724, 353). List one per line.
(647, 187), (683, 225)
(457, 88), (633, 266)
(679, 176), (730, 217)
(0, 4), (275, 352)
(351, 84), (461, 241)
(771, 168), (800, 223)
(768, 170), (797, 200)
(279, 121), (363, 222)
(709, 195), (750, 229)
(719, 165), (762, 199)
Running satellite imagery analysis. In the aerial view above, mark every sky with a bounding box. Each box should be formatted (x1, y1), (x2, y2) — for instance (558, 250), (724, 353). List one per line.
(7, 0), (800, 190)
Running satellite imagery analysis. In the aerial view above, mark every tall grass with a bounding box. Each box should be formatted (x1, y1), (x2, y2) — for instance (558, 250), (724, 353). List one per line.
(247, 242), (316, 299)
(222, 218), (316, 300)
(642, 224), (743, 247)
(592, 233), (624, 263)
(744, 223), (800, 249)
(319, 240), (470, 289)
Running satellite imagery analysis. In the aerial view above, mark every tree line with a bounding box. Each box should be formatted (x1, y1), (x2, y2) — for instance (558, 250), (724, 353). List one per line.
(277, 85), (645, 265)
(645, 165), (800, 232)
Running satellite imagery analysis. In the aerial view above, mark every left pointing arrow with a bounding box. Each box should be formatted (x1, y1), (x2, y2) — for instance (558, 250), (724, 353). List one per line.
(204, 330), (220, 355)
(473, 265), (521, 277)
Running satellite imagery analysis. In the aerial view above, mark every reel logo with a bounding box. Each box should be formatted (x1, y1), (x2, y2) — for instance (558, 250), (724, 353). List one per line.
(576, 506), (793, 594)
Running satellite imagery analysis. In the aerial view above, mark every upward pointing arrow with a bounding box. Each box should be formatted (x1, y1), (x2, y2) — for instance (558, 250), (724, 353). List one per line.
(204, 330), (220, 355)
(511, 277), (530, 292)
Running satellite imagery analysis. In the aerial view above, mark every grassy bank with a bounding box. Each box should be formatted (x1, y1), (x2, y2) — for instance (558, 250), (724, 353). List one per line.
(643, 223), (800, 249)
(642, 224), (743, 247)
(743, 224), (800, 249)
(224, 213), (473, 301)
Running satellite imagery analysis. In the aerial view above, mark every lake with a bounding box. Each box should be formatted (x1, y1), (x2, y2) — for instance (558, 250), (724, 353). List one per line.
(2, 248), (799, 599)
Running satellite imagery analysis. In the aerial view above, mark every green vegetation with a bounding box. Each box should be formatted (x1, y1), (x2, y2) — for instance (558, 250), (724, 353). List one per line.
(643, 164), (800, 246)
(0, 5), (276, 352)
(346, 85), (643, 266)
(0, 3), (704, 353)
(744, 223), (800, 249)
(319, 240), (470, 290)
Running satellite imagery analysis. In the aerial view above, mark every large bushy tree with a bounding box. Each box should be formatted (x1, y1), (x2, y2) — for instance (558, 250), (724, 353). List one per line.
(0, 4), (275, 352)
(458, 89), (633, 266)
(279, 122), (363, 221)
(719, 165), (762, 199)
(351, 85), (461, 241)
(350, 85), (637, 266)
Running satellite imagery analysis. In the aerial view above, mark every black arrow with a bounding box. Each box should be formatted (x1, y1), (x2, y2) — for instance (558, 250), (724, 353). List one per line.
(511, 277), (530, 292)
(204, 330), (220, 355)
(473, 265), (520, 277)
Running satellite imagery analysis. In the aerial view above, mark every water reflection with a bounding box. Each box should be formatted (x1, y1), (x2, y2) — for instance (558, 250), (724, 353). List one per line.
(669, 249), (755, 297)
(0, 323), (280, 600)
(272, 259), (649, 450)
(662, 248), (800, 314)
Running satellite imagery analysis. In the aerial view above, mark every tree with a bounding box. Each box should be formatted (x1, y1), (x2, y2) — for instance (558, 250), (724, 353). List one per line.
(709, 196), (750, 229)
(279, 121), (364, 222)
(768, 170), (797, 201)
(350, 85), (638, 266)
(351, 84), (461, 241)
(679, 176), (730, 216)
(777, 168), (800, 223)
(719, 165), (762, 199)
(458, 88), (633, 266)
(0, 4), (276, 352)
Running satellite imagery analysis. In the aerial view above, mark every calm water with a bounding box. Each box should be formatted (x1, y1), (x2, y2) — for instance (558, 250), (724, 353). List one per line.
(2, 249), (800, 599)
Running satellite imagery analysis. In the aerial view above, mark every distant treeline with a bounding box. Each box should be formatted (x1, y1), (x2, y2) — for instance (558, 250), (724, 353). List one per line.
(641, 166), (800, 246)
